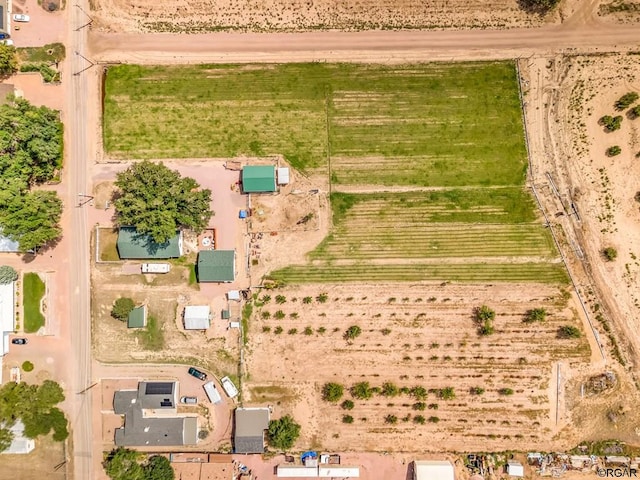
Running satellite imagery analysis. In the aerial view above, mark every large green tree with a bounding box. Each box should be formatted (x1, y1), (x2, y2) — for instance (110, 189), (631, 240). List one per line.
(0, 427), (13, 452)
(114, 161), (213, 244)
(267, 415), (301, 451)
(0, 97), (63, 185)
(103, 448), (145, 480)
(0, 189), (62, 251)
(144, 456), (175, 480)
(0, 44), (18, 77)
(0, 380), (68, 452)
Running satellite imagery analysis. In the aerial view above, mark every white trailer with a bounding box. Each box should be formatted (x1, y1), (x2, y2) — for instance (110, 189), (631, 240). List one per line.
(276, 466), (319, 478)
(203, 381), (222, 404)
(141, 263), (171, 274)
(220, 376), (239, 398)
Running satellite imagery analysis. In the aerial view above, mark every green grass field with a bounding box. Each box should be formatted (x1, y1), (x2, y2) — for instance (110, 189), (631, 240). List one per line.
(104, 62), (526, 186)
(23, 273), (46, 333)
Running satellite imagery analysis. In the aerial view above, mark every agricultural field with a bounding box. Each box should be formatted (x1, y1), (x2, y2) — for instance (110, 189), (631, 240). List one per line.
(243, 284), (590, 452)
(91, 0), (547, 34)
(103, 61), (526, 182)
(104, 61), (563, 283)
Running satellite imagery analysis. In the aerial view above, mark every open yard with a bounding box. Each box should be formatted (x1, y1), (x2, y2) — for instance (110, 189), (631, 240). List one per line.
(243, 284), (590, 452)
(90, 0), (550, 33)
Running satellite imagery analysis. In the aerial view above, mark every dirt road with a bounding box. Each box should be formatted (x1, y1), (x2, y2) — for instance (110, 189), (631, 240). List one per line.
(89, 4), (638, 64)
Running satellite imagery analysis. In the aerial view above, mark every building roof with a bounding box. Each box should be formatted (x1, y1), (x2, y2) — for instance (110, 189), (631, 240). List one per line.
(318, 466), (360, 477)
(113, 382), (197, 447)
(117, 227), (182, 259)
(127, 306), (147, 328)
(184, 305), (211, 330)
(414, 461), (455, 480)
(0, 232), (19, 252)
(0, 282), (15, 359)
(197, 250), (235, 283)
(1, 420), (35, 454)
(507, 461), (524, 477)
(234, 408), (270, 454)
(242, 165), (277, 193)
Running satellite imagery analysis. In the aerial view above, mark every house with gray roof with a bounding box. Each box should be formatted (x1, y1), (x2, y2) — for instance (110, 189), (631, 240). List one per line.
(234, 407), (270, 454)
(113, 381), (198, 447)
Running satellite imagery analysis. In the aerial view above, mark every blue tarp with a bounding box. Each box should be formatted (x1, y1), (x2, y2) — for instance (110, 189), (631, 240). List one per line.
(239, 210), (248, 219)
(301, 451), (317, 462)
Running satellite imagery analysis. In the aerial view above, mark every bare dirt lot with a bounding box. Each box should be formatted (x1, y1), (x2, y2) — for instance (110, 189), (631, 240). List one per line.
(0, 435), (66, 480)
(522, 53), (640, 379)
(89, 0), (558, 33)
(243, 283), (592, 452)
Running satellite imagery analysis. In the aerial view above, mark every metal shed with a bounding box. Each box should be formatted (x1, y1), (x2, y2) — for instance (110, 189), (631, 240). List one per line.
(183, 305), (211, 330)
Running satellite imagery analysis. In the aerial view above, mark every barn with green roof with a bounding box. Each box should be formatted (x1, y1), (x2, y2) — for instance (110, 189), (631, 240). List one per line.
(241, 166), (277, 193)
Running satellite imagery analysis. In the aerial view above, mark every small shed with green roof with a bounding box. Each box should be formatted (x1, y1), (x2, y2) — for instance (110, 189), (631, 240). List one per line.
(116, 227), (183, 259)
(241, 166), (277, 193)
(128, 306), (147, 329)
(197, 250), (235, 283)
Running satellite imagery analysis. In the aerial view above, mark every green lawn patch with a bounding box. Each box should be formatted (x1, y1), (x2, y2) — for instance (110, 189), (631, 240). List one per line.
(23, 273), (46, 333)
(136, 315), (164, 351)
(103, 62), (526, 184)
(17, 43), (66, 63)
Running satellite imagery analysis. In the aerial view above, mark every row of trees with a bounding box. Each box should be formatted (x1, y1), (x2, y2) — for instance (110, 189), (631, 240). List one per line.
(0, 380), (68, 452)
(322, 381), (455, 402)
(0, 98), (63, 252)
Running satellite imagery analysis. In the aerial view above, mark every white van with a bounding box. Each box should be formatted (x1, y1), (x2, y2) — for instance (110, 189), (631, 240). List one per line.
(203, 381), (222, 404)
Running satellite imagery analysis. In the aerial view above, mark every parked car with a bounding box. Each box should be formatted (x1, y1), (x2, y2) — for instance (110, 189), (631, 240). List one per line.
(180, 396), (198, 405)
(11, 338), (27, 345)
(187, 367), (207, 381)
(0, 33), (9, 39)
(12, 14), (30, 22)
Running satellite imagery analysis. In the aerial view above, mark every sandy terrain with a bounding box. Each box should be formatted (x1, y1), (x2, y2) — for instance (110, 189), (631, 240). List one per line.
(89, 0), (561, 34)
(9, 0), (65, 47)
(243, 283), (594, 452)
(598, 0), (640, 24)
(522, 54), (640, 380)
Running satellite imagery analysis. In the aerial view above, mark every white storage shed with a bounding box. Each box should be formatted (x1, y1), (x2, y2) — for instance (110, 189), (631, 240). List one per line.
(414, 460), (455, 480)
(183, 305), (211, 330)
(276, 465), (318, 478)
(318, 466), (360, 477)
(507, 461), (525, 477)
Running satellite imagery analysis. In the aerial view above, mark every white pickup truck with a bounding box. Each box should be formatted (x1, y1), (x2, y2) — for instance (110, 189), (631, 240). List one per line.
(141, 263), (171, 274)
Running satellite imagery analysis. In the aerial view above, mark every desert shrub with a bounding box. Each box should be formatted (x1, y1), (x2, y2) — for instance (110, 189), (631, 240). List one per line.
(275, 295), (286, 304)
(475, 305), (495, 322)
(437, 387), (456, 400)
(558, 325), (581, 339)
(287, 328), (297, 335)
(303, 326), (313, 335)
(428, 416), (440, 423)
(384, 414), (398, 424)
(316, 293), (328, 303)
(470, 387), (485, 395)
(261, 311), (271, 319)
(351, 382), (373, 400)
(607, 146), (622, 157)
(615, 92), (639, 110)
(21, 361), (34, 372)
(317, 326), (326, 334)
(262, 326), (271, 333)
(302, 296), (312, 304)
(428, 403), (439, 410)
(413, 402), (426, 411)
(380, 328), (391, 336)
(603, 247), (618, 261)
(342, 415), (354, 424)
(498, 388), (514, 396)
(414, 415), (426, 424)
(290, 312), (299, 319)
(630, 105), (640, 119)
(381, 382), (399, 397)
(274, 310), (285, 320)
(600, 115), (623, 132)
(524, 307), (547, 323)
(410, 386), (428, 400)
(322, 383), (344, 402)
(274, 326), (283, 334)
(341, 400), (354, 410)
(344, 325), (362, 340)
(260, 294), (271, 304)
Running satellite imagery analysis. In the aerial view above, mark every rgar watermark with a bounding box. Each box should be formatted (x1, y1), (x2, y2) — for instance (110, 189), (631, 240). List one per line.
(597, 468), (638, 477)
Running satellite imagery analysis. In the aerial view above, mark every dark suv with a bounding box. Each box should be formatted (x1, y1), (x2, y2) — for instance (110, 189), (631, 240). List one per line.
(188, 367), (207, 381)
